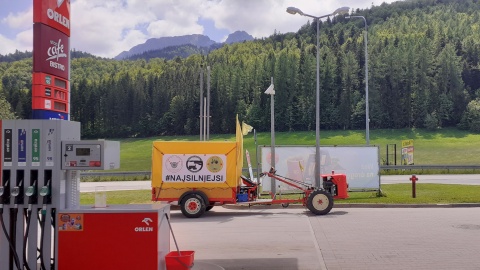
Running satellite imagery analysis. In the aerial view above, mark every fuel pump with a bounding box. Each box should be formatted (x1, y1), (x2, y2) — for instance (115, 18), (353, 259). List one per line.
(0, 120), (120, 270)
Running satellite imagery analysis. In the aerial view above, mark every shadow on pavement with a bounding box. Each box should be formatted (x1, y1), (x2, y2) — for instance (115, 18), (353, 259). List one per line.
(196, 258), (301, 270)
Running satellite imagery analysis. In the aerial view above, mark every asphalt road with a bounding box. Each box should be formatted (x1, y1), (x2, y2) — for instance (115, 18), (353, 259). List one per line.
(169, 206), (480, 270)
(78, 176), (480, 270)
(80, 174), (480, 192)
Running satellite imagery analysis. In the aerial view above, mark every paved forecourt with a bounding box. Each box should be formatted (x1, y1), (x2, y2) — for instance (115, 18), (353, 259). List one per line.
(168, 206), (480, 270)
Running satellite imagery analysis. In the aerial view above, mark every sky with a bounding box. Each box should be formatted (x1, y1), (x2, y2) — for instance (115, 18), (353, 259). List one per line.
(0, 0), (401, 59)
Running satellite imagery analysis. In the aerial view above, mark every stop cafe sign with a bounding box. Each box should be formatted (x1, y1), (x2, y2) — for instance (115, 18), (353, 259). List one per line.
(33, 24), (69, 79)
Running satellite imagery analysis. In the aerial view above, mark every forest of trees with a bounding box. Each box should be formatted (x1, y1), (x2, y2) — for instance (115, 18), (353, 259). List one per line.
(1, 0), (480, 138)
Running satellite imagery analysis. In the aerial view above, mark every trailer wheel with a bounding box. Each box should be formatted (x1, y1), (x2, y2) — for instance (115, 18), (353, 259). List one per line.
(180, 193), (206, 218)
(306, 190), (333, 215)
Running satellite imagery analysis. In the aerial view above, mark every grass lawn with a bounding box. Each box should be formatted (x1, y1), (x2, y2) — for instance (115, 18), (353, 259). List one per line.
(118, 128), (480, 171)
(80, 184), (480, 205)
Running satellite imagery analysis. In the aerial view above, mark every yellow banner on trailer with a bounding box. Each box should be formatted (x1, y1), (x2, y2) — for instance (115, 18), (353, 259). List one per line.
(151, 118), (245, 202)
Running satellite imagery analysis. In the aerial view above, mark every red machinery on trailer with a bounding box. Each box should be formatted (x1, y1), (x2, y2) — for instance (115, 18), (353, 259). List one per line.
(237, 167), (348, 214)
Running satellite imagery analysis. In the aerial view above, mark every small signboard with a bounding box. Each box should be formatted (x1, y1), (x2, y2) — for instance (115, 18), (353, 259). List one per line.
(18, 129), (27, 166)
(401, 139), (414, 165)
(32, 129), (41, 166)
(3, 129), (12, 166)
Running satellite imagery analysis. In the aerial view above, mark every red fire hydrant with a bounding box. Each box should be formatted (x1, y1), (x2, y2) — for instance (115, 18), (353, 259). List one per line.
(410, 175), (418, 198)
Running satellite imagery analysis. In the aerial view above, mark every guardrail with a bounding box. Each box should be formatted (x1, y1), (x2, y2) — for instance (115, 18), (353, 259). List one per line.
(380, 165), (480, 171)
(80, 171), (151, 177)
(79, 165), (480, 178)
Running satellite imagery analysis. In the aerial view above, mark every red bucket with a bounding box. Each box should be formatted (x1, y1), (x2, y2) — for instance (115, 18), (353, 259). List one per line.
(165, 251), (195, 270)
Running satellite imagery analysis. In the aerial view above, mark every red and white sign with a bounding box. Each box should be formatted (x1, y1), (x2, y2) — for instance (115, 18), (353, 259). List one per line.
(32, 97), (68, 113)
(33, 0), (71, 36)
(33, 24), (69, 79)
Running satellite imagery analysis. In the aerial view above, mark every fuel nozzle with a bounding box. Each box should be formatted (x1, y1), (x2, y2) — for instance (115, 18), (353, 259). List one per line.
(40, 180), (51, 205)
(0, 180), (10, 212)
(25, 180), (38, 206)
(12, 180), (24, 206)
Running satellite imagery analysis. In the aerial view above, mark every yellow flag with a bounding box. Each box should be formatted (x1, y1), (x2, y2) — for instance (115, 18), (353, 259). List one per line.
(236, 115), (244, 185)
(242, 122), (253, 136)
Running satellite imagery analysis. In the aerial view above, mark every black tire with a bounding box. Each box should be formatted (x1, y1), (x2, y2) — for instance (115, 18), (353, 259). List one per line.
(306, 190), (334, 215)
(180, 193), (206, 218)
(281, 203), (290, 208)
(205, 205), (214, 211)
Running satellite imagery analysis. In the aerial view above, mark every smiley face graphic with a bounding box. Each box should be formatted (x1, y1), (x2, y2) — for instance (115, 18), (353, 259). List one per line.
(206, 156), (223, 173)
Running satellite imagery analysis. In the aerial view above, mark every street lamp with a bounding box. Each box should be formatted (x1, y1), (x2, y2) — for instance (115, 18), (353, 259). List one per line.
(264, 77), (276, 193)
(346, 15), (369, 145)
(286, 6), (350, 187)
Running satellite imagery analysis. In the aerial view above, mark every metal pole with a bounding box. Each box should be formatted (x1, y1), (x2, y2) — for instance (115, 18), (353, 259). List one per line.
(363, 17), (370, 145)
(349, 16), (369, 145)
(270, 76), (276, 194)
(314, 18), (321, 188)
(254, 129), (260, 184)
(203, 97), (207, 140)
(199, 67), (203, 141)
(286, 7), (350, 188)
(207, 66), (211, 140)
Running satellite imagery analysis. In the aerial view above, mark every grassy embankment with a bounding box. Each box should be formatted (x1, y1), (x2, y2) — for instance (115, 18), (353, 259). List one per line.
(112, 127), (480, 171)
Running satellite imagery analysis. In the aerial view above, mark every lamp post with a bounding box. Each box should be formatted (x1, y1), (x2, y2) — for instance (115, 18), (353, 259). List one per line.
(264, 77), (275, 193)
(286, 6), (350, 187)
(347, 15), (369, 145)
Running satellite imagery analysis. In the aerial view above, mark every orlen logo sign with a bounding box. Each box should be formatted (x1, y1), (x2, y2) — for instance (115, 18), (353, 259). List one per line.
(134, 218), (154, 232)
(34, 0), (71, 36)
(33, 24), (69, 79)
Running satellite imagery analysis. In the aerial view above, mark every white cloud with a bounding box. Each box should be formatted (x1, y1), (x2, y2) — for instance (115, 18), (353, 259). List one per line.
(0, 29), (32, 54)
(147, 20), (203, 38)
(70, 0), (155, 57)
(0, 35), (18, 54)
(15, 29), (33, 49)
(3, 6), (32, 30)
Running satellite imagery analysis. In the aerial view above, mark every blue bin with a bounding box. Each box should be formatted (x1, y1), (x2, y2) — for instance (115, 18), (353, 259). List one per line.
(237, 193), (248, 202)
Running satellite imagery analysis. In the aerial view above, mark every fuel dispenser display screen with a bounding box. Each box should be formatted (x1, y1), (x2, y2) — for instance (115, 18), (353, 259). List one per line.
(75, 148), (90, 156)
(61, 140), (120, 170)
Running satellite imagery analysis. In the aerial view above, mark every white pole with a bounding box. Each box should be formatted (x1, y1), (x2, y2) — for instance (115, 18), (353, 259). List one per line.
(207, 66), (211, 141)
(199, 67), (203, 140)
(203, 97), (207, 140)
(314, 18), (321, 188)
(270, 76), (276, 194)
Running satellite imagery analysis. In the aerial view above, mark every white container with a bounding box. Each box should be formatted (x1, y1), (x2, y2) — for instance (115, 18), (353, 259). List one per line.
(94, 186), (107, 208)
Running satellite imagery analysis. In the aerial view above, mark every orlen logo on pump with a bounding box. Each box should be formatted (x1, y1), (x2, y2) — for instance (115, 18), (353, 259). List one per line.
(34, 0), (71, 36)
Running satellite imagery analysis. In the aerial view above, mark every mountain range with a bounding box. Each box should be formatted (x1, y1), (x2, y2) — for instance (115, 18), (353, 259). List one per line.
(115, 30), (253, 60)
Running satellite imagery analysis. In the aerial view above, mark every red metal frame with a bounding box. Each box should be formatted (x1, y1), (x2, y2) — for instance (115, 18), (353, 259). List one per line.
(262, 168), (315, 206)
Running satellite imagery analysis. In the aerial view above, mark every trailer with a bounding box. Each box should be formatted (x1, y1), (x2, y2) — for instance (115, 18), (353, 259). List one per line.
(151, 140), (348, 218)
